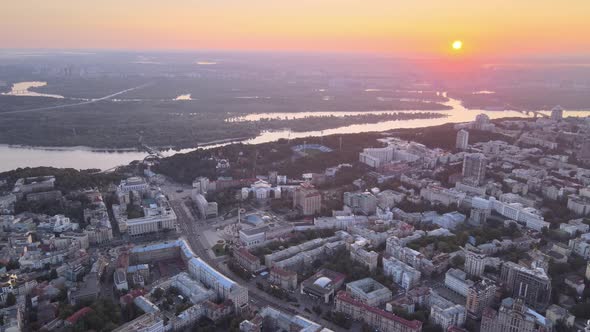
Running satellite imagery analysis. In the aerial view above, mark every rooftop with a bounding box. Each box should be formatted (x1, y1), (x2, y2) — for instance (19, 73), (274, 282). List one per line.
(336, 291), (422, 330)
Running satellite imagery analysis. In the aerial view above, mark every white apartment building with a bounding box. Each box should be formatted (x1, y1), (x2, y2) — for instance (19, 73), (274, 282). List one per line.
(346, 278), (393, 307)
(113, 312), (164, 332)
(359, 146), (395, 168)
(241, 180), (281, 200)
(430, 304), (466, 330)
(456, 129), (469, 150)
(477, 197), (549, 231)
(171, 272), (216, 304)
(127, 208), (177, 237)
(567, 194), (590, 216)
(344, 191), (377, 215)
(383, 256), (421, 290)
(118, 176), (149, 194)
(569, 237), (590, 259)
(420, 185), (466, 207)
(377, 190), (406, 209)
(445, 268), (474, 297)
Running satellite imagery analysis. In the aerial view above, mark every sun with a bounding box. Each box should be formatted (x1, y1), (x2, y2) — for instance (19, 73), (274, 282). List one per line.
(452, 40), (463, 50)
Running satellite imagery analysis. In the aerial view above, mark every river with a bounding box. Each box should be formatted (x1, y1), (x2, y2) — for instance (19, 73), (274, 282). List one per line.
(1, 93), (590, 172)
(1, 81), (65, 99)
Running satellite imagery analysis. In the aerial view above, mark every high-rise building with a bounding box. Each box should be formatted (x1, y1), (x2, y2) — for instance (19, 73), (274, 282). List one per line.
(466, 278), (496, 318)
(456, 129), (469, 150)
(480, 298), (546, 332)
(500, 262), (551, 311)
(464, 248), (486, 277)
(462, 153), (486, 185)
(550, 105), (563, 121)
(293, 182), (322, 216)
(474, 114), (491, 130)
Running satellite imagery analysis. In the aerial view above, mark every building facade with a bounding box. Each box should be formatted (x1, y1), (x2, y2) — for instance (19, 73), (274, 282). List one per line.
(335, 291), (422, 332)
(456, 130), (469, 150)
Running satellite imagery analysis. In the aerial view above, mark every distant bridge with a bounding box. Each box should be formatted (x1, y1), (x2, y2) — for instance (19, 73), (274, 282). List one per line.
(506, 104), (549, 118)
(140, 144), (164, 159)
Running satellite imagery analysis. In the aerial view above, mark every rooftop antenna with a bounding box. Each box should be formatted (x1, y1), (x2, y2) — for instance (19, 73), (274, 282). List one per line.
(237, 206), (246, 240)
(253, 149), (258, 177)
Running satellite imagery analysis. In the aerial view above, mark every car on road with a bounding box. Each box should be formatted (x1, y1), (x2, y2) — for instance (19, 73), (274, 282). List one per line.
(176, 189), (183, 193)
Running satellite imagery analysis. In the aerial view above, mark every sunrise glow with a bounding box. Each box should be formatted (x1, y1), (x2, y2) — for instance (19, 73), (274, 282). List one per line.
(2, 0), (590, 57)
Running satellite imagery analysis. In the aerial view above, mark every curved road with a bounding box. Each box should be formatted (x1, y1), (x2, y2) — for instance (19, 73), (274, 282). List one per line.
(168, 194), (345, 331)
(0, 83), (152, 115)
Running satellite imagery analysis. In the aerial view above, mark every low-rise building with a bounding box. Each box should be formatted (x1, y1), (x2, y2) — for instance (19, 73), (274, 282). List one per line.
(233, 248), (261, 273)
(300, 269), (345, 304)
(382, 256), (421, 290)
(269, 267), (298, 291)
(349, 245), (379, 272)
(567, 194), (590, 216)
(335, 291), (422, 332)
(444, 268), (473, 297)
(430, 304), (466, 331)
(564, 275), (585, 296)
(545, 304), (575, 330)
(293, 182), (322, 216)
(113, 312), (164, 332)
(346, 278), (393, 307)
(239, 306), (325, 332)
(192, 193), (218, 219)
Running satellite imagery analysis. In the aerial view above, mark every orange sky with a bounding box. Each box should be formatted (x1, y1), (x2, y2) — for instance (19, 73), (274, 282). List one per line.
(2, 0), (590, 57)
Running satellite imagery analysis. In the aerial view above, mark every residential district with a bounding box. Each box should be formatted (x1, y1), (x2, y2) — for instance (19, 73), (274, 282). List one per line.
(2, 109), (590, 332)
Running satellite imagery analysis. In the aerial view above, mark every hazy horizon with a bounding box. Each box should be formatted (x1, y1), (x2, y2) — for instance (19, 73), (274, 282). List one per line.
(3, 0), (590, 58)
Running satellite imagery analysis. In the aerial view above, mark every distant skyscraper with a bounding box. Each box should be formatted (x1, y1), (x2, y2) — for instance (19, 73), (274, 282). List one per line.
(474, 114), (491, 130)
(456, 129), (469, 150)
(462, 153), (486, 185)
(550, 105), (563, 121)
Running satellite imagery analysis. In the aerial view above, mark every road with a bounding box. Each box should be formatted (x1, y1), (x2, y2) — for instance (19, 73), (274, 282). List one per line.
(167, 189), (346, 331)
(0, 83), (151, 115)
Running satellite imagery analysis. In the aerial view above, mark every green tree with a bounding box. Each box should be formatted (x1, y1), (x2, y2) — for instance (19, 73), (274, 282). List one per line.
(5, 293), (16, 306)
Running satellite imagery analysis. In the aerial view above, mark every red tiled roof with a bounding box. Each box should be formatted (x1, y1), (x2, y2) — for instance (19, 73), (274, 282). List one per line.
(129, 288), (146, 298)
(270, 267), (296, 278)
(117, 252), (129, 269)
(120, 294), (134, 305)
(237, 248), (259, 263)
(66, 307), (93, 324)
(336, 291), (422, 330)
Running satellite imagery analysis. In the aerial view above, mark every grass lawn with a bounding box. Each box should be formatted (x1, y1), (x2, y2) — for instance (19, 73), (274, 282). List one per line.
(211, 243), (227, 257)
